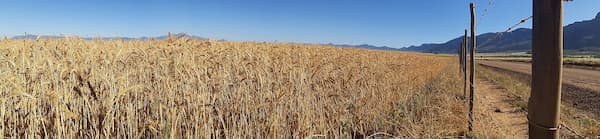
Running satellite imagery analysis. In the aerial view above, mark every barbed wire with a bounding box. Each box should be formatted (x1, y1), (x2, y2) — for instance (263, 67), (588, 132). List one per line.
(477, 0), (493, 26)
(474, 0), (574, 48)
(477, 15), (532, 48)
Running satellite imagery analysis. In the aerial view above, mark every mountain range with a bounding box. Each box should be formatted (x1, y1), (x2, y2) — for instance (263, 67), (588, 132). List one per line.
(328, 43), (402, 51)
(10, 11), (598, 53)
(11, 33), (398, 50)
(10, 33), (400, 50)
(10, 32), (207, 41)
(402, 12), (600, 53)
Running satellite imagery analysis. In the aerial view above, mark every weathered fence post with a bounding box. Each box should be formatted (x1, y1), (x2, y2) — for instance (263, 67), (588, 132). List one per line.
(463, 30), (468, 99)
(459, 42), (463, 74)
(528, 0), (563, 138)
(468, 3), (476, 133)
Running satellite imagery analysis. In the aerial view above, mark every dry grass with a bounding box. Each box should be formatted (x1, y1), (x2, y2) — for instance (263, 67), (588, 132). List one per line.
(0, 37), (467, 138)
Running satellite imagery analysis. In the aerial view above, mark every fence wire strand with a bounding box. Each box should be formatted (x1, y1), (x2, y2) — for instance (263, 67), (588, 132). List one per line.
(477, 0), (493, 26)
(477, 0), (573, 48)
(477, 15), (533, 48)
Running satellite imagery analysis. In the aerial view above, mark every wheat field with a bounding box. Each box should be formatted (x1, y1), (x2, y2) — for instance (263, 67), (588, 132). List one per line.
(0, 37), (465, 138)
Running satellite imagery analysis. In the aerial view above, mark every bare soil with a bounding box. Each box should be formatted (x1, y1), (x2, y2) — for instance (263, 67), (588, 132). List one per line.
(478, 60), (600, 117)
(475, 77), (529, 138)
(478, 60), (600, 92)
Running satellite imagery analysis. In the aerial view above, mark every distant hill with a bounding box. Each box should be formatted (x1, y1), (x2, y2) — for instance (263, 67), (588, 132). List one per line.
(10, 33), (399, 51)
(403, 11), (600, 53)
(565, 12), (600, 52)
(330, 43), (401, 51)
(10, 32), (207, 41)
(153, 33), (208, 40)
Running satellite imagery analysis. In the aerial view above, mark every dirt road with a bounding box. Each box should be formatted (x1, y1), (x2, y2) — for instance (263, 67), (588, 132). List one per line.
(477, 60), (600, 92)
(478, 60), (600, 117)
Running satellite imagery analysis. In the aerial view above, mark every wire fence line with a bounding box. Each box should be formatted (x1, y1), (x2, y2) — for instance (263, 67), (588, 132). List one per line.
(460, 0), (578, 137)
(477, 15), (533, 48)
(475, 0), (574, 48)
(476, 0), (493, 26)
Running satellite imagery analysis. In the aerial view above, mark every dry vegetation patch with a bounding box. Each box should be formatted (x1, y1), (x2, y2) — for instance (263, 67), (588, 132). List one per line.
(0, 38), (463, 138)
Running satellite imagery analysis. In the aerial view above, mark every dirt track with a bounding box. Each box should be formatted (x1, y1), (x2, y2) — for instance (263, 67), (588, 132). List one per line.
(475, 78), (528, 138)
(478, 60), (600, 117)
(478, 60), (600, 92)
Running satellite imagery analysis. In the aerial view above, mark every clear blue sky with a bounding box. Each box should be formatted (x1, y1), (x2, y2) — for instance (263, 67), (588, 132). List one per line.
(1, 0), (599, 48)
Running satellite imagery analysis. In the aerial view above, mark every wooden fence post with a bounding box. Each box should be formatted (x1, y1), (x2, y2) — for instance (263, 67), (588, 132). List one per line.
(463, 30), (468, 99)
(459, 41), (463, 74)
(468, 3), (476, 133)
(528, 0), (563, 138)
